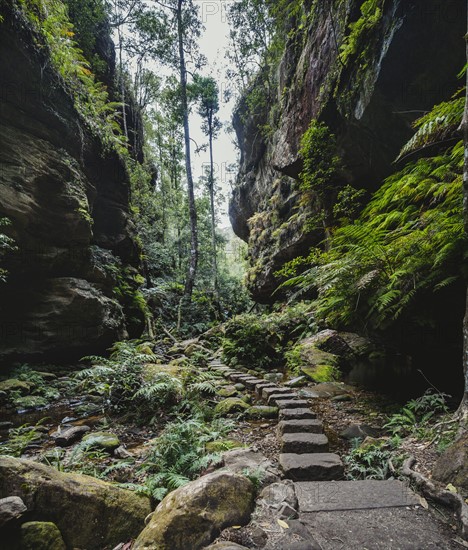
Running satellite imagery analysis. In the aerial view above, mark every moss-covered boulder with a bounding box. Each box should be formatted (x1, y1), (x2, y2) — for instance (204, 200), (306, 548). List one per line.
(21, 521), (66, 550)
(133, 471), (255, 550)
(0, 457), (151, 549)
(246, 406), (279, 419)
(215, 398), (250, 416)
(301, 364), (340, 383)
(82, 431), (120, 452)
(0, 379), (32, 395)
(217, 385), (238, 398)
(143, 363), (183, 381)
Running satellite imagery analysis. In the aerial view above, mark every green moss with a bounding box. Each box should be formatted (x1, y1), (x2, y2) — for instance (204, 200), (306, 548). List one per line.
(301, 364), (340, 383)
(21, 521), (66, 550)
(214, 398), (250, 416)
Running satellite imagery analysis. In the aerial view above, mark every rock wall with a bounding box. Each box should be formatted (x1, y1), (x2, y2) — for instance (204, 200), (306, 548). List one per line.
(230, 0), (465, 303)
(0, 3), (143, 362)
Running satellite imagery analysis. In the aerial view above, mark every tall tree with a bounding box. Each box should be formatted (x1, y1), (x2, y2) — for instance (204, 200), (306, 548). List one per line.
(133, 0), (203, 300)
(193, 75), (222, 307)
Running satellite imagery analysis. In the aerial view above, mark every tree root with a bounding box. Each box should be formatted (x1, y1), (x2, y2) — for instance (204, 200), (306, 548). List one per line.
(402, 456), (468, 540)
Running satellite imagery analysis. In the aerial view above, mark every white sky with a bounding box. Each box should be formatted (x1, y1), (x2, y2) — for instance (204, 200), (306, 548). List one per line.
(187, 1), (239, 228)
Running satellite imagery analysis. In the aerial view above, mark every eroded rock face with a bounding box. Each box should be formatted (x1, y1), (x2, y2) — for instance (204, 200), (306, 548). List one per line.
(0, 5), (143, 362)
(432, 433), (468, 495)
(133, 471), (255, 550)
(230, 0), (465, 302)
(0, 457), (151, 549)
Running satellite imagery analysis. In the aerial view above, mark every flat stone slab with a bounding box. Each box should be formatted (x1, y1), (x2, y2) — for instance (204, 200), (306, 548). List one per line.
(278, 419), (323, 435)
(243, 378), (264, 389)
(280, 453), (344, 481)
(281, 433), (329, 454)
(275, 399), (309, 409)
(295, 480), (419, 512)
(299, 507), (460, 549)
(255, 382), (277, 395)
(262, 386), (288, 400)
(279, 408), (317, 420)
(267, 393), (299, 406)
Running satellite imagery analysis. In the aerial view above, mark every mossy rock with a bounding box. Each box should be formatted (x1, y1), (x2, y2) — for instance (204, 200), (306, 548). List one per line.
(21, 521), (66, 550)
(14, 395), (48, 410)
(136, 343), (154, 355)
(0, 457), (151, 549)
(215, 398), (250, 416)
(0, 379), (32, 395)
(205, 439), (244, 452)
(133, 471), (255, 550)
(246, 406), (279, 419)
(217, 385), (238, 398)
(143, 363), (183, 381)
(301, 364), (340, 383)
(82, 431), (120, 452)
(234, 383), (245, 391)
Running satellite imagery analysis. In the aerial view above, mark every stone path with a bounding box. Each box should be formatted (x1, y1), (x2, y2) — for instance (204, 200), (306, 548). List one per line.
(208, 360), (462, 549)
(209, 360), (344, 483)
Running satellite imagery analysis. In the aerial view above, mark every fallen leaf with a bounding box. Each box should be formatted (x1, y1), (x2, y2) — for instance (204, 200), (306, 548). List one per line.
(277, 519), (289, 529)
(446, 483), (458, 494)
(419, 497), (429, 509)
(452, 537), (468, 548)
(231, 526), (242, 530)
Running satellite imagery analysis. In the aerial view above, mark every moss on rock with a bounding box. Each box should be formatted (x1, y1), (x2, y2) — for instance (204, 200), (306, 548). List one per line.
(133, 471), (255, 550)
(21, 521), (66, 550)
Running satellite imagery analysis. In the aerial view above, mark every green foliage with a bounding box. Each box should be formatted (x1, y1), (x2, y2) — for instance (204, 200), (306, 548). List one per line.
(282, 107), (465, 329)
(344, 437), (404, 480)
(222, 303), (316, 369)
(0, 421), (46, 457)
(384, 390), (450, 437)
(398, 93), (465, 159)
(340, 0), (384, 67)
(138, 417), (234, 500)
(77, 341), (181, 419)
(299, 120), (341, 195)
(18, 0), (126, 152)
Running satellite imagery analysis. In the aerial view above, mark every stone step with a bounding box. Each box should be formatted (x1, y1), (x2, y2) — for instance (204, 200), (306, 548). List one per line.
(278, 419), (323, 435)
(229, 373), (249, 382)
(275, 399), (310, 410)
(281, 433), (329, 454)
(279, 408), (317, 420)
(262, 386), (289, 400)
(279, 453), (344, 481)
(243, 378), (264, 390)
(267, 393), (299, 406)
(255, 382), (277, 396)
(295, 480), (420, 512)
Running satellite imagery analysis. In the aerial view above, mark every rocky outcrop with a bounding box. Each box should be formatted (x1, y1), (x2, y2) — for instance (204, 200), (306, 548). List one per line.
(134, 471), (255, 550)
(230, 0), (465, 302)
(0, 2), (144, 361)
(0, 457), (152, 549)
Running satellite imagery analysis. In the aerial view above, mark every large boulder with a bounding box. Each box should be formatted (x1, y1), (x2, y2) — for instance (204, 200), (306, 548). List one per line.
(133, 471), (255, 550)
(221, 448), (281, 487)
(432, 433), (468, 495)
(0, 457), (151, 549)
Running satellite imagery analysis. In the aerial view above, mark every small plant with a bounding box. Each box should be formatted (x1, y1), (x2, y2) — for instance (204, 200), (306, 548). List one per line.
(344, 438), (404, 480)
(384, 390), (450, 437)
(138, 416), (234, 501)
(0, 421), (47, 457)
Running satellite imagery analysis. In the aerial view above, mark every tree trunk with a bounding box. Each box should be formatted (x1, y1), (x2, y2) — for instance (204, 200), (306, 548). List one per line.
(458, 4), (468, 425)
(208, 115), (220, 315)
(177, 0), (198, 300)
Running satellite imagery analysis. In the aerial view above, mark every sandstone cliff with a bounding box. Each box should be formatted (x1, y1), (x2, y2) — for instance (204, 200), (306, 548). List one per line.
(230, 0), (465, 303)
(0, 2), (144, 361)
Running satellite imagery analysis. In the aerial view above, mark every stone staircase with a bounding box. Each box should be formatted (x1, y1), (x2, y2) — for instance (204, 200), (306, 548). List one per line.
(208, 361), (344, 483)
